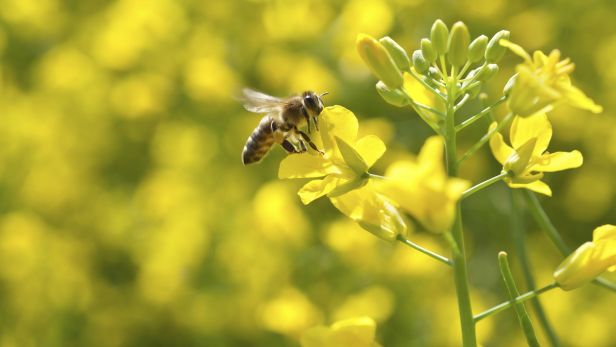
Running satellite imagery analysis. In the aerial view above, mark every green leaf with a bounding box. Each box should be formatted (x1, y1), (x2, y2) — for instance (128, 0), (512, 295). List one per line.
(335, 136), (368, 174)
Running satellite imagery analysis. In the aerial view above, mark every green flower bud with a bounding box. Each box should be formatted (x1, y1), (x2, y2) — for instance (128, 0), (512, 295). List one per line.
(412, 50), (430, 74)
(468, 82), (482, 99)
(430, 19), (449, 54)
(447, 21), (470, 68)
(468, 35), (488, 63)
(503, 74), (517, 96)
(421, 38), (437, 63)
(481, 64), (499, 81)
(379, 36), (411, 72)
(485, 30), (510, 63)
(376, 81), (410, 107)
(427, 66), (440, 80)
(357, 33), (404, 88)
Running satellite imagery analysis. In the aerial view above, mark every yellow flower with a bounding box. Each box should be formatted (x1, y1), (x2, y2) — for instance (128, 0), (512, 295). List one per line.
(500, 39), (603, 117)
(553, 225), (616, 291)
(279, 106), (407, 241)
(300, 316), (382, 347)
(489, 113), (583, 197)
(377, 136), (471, 233)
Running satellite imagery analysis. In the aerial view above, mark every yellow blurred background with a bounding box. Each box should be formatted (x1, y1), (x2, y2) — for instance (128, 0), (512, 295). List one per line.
(0, 0), (614, 346)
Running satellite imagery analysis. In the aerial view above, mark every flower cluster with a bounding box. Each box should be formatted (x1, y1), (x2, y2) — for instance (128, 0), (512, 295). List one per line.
(279, 106), (469, 238)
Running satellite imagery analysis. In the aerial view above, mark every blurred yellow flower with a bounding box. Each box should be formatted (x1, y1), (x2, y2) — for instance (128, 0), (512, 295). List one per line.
(300, 316), (382, 347)
(553, 225), (616, 290)
(489, 113), (583, 196)
(377, 136), (470, 232)
(279, 106), (407, 241)
(501, 39), (603, 116)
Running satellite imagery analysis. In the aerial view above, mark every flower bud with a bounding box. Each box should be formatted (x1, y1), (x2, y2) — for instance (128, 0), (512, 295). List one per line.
(503, 73), (517, 96)
(447, 21), (470, 68)
(427, 67), (440, 80)
(468, 35), (488, 63)
(357, 33), (404, 88)
(481, 64), (499, 81)
(485, 30), (510, 63)
(430, 19), (449, 54)
(379, 36), (411, 72)
(376, 81), (410, 107)
(467, 83), (482, 99)
(421, 38), (437, 63)
(412, 50), (430, 74)
(553, 224), (616, 291)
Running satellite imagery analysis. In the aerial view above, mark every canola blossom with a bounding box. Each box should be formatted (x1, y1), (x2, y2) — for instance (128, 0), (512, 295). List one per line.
(489, 113), (583, 196)
(501, 39), (603, 117)
(278, 106), (407, 241)
(377, 136), (470, 233)
(554, 225), (616, 290)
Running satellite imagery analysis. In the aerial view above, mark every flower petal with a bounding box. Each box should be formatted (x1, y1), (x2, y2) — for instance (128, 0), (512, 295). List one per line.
(489, 122), (514, 166)
(355, 135), (386, 167)
(532, 150), (583, 172)
(593, 224), (616, 242)
(298, 176), (340, 205)
(279, 154), (333, 179)
(330, 183), (407, 241)
(558, 82), (603, 114)
(510, 113), (552, 154)
(418, 136), (445, 174)
(508, 180), (552, 196)
(319, 106), (359, 154)
(500, 39), (532, 64)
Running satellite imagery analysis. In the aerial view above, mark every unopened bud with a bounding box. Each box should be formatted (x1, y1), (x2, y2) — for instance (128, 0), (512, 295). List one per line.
(376, 81), (409, 107)
(430, 19), (449, 54)
(421, 38), (437, 63)
(468, 35), (488, 63)
(412, 50), (430, 74)
(357, 34), (404, 88)
(447, 21), (470, 68)
(379, 36), (411, 72)
(503, 74), (517, 96)
(481, 64), (499, 81)
(485, 30), (510, 63)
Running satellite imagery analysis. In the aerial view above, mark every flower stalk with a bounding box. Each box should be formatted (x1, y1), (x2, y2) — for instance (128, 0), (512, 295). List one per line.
(474, 283), (558, 322)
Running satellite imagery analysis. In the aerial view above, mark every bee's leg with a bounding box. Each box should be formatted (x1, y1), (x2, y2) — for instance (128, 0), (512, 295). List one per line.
(281, 139), (301, 154)
(312, 117), (319, 132)
(304, 114), (311, 133)
(295, 128), (324, 155)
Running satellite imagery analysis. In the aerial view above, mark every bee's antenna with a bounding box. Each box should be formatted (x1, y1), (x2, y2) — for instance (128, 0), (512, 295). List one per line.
(320, 92), (329, 97)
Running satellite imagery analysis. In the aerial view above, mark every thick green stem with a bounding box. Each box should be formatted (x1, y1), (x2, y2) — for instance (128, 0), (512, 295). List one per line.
(522, 191), (616, 292)
(511, 191), (561, 347)
(445, 72), (477, 347)
(474, 283), (558, 322)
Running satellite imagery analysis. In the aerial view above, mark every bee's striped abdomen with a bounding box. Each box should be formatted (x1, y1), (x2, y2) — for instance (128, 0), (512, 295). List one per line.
(242, 116), (276, 165)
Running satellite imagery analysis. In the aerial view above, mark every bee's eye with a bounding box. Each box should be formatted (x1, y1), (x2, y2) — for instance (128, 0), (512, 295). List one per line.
(304, 95), (317, 108)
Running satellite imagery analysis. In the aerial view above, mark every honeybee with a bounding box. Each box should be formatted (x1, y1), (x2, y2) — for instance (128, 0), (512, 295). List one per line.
(241, 88), (327, 165)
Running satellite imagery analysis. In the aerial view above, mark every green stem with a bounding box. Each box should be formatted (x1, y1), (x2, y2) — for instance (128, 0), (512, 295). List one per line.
(456, 96), (507, 132)
(510, 191), (561, 347)
(454, 93), (470, 111)
(457, 61), (472, 79)
(408, 69), (446, 101)
(444, 70), (477, 347)
(461, 172), (508, 200)
(498, 252), (540, 347)
(397, 235), (453, 266)
(474, 283), (558, 322)
(458, 112), (514, 164)
(522, 191), (616, 293)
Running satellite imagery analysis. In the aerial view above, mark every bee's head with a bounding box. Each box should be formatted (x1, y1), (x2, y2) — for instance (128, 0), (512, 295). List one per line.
(302, 91), (327, 117)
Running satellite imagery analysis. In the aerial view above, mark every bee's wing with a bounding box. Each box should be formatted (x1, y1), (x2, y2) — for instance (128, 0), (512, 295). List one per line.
(242, 88), (285, 113)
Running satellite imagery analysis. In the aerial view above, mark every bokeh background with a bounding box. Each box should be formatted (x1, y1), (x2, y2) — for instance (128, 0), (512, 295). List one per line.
(0, 0), (615, 346)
